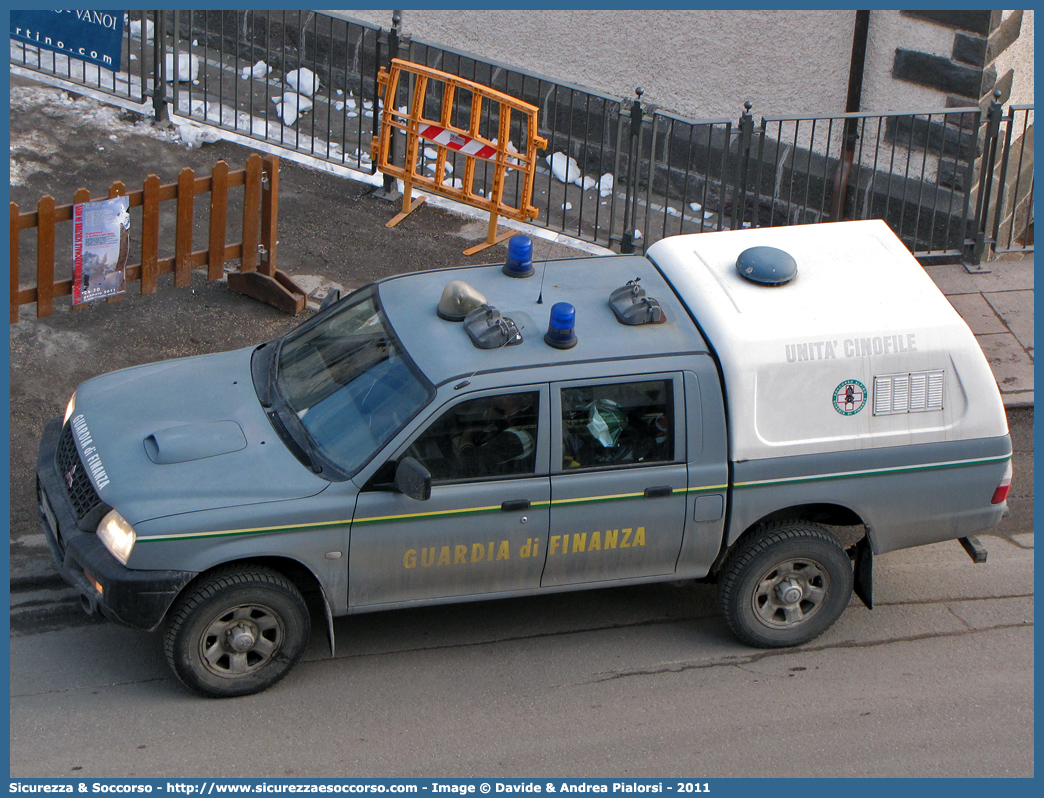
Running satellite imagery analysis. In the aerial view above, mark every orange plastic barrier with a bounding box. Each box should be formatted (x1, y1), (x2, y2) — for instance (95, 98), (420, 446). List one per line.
(373, 58), (547, 254)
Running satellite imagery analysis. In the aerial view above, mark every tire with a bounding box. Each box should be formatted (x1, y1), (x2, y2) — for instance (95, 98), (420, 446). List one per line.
(718, 521), (853, 648)
(164, 566), (310, 698)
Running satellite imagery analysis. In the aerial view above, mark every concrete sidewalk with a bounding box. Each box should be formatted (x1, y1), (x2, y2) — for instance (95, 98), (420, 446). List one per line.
(925, 255), (1035, 408)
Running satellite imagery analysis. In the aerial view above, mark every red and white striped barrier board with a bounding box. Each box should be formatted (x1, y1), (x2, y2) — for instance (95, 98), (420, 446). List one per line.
(419, 124), (498, 161)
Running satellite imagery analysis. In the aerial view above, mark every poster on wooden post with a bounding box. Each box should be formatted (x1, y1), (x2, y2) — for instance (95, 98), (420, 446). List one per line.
(72, 196), (130, 305)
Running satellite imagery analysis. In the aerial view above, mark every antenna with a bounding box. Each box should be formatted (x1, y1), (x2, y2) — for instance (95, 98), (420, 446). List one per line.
(535, 233), (555, 304)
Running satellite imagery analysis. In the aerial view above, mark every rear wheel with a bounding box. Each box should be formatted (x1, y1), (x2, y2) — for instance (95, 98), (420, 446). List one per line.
(164, 566), (310, 697)
(718, 521), (853, 648)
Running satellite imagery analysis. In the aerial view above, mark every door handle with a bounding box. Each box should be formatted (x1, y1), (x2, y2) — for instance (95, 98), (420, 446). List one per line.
(501, 499), (531, 512)
(643, 486), (674, 498)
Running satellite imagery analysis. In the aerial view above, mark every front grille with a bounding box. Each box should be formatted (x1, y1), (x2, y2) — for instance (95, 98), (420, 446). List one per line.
(56, 422), (101, 520)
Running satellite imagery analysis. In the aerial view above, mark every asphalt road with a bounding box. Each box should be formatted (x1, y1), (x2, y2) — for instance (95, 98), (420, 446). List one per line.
(9, 531), (1034, 778)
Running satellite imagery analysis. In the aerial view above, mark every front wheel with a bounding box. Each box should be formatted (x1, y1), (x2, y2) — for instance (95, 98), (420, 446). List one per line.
(718, 521), (853, 648)
(164, 566), (310, 697)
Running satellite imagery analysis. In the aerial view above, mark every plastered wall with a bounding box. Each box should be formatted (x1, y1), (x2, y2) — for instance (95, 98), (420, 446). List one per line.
(346, 9), (856, 119)
(344, 9), (1033, 116)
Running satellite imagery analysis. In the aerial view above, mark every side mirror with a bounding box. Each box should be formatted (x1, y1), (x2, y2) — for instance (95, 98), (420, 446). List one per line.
(394, 456), (431, 501)
(319, 288), (342, 312)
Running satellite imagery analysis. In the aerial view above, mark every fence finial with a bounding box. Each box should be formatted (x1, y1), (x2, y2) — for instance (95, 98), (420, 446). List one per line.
(629, 87), (645, 136)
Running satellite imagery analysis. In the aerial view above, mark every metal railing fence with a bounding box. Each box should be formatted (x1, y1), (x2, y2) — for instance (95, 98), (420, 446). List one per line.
(745, 107), (983, 259)
(10, 11), (1033, 266)
(990, 105), (1034, 255)
(164, 10), (383, 173)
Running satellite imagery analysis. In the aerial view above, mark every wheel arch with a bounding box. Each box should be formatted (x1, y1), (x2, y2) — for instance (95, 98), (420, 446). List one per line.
(712, 502), (868, 577)
(166, 555), (329, 626)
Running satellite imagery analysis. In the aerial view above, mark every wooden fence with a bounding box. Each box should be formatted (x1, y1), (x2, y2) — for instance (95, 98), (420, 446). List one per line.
(10, 152), (305, 323)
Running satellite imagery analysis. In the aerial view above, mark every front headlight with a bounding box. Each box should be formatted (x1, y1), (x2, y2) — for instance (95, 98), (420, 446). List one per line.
(97, 509), (136, 565)
(63, 392), (77, 425)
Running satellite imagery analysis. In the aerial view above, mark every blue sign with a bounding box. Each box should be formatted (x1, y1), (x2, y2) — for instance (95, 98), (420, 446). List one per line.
(10, 10), (124, 71)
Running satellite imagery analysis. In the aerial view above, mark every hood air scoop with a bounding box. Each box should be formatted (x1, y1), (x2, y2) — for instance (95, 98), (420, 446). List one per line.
(144, 421), (248, 464)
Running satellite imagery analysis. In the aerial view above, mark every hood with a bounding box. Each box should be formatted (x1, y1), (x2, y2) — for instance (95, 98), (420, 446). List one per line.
(70, 346), (329, 527)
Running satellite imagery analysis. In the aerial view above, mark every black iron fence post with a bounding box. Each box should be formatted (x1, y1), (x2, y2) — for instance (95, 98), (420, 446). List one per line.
(151, 10), (168, 123)
(965, 90), (1005, 271)
(620, 87), (644, 254)
(989, 104), (1018, 257)
(374, 11), (403, 200)
(731, 100), (754, 230)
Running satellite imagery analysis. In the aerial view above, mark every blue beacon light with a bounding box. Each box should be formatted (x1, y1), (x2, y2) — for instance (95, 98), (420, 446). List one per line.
(502, 234), (534, 278)
(544, 302), (578, 349)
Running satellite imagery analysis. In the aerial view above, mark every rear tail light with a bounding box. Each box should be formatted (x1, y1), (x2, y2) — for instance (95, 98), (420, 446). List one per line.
(991, 461), (1013, 505)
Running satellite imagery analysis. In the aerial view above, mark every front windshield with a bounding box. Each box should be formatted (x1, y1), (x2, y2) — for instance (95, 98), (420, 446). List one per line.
(273, 288), (432, 476)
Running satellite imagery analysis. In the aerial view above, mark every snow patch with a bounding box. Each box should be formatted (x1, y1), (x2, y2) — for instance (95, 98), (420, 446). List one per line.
(164, 53), (200, 83)
(285, 67), (320, 96)
(178, 123), (222, 149)
(129, 18), (154, 41)
(272, 92), (313, 126)
(240, 60), (272, 80)
(545, 152), (581, 185)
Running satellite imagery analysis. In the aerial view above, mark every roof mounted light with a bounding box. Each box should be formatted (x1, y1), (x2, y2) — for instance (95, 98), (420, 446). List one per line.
(502, 235), (534, 278)
(437, 281), (488, 321)
(736, 246), (797, 285)
(544, 302), (577, 349)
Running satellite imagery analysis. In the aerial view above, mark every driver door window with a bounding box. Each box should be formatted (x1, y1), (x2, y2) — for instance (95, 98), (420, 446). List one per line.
(407, 391), (540, 481)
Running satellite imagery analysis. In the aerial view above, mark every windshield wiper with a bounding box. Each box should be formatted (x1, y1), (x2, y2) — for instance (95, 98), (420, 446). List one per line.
(266, 407), (323, 475)
(263, 338), (284, 408)
(251, 340), (282, 409)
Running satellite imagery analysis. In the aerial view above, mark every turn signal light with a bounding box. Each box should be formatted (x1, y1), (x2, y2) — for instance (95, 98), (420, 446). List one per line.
(83, 569), (104, 595)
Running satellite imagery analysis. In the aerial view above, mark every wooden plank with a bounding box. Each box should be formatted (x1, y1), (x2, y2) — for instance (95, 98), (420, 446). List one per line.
(259, 155), (279, 277)
(240, 154), (261, 273)
(227, 270), (305, 315)
(174, 167), (195, 288)
(208, 160), (229, 280)
(10, 202), (19, 323)
(140, 174), (160, 295)
(36, 195), (56, 318)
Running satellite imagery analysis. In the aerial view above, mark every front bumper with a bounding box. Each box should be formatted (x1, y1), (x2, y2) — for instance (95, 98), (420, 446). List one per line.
(36, 416), (197, 631)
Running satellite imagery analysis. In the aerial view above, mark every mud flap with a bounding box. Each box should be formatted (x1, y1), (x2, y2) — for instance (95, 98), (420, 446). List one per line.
(849, 536), (873, 610)
(322, 592), (336, 657)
